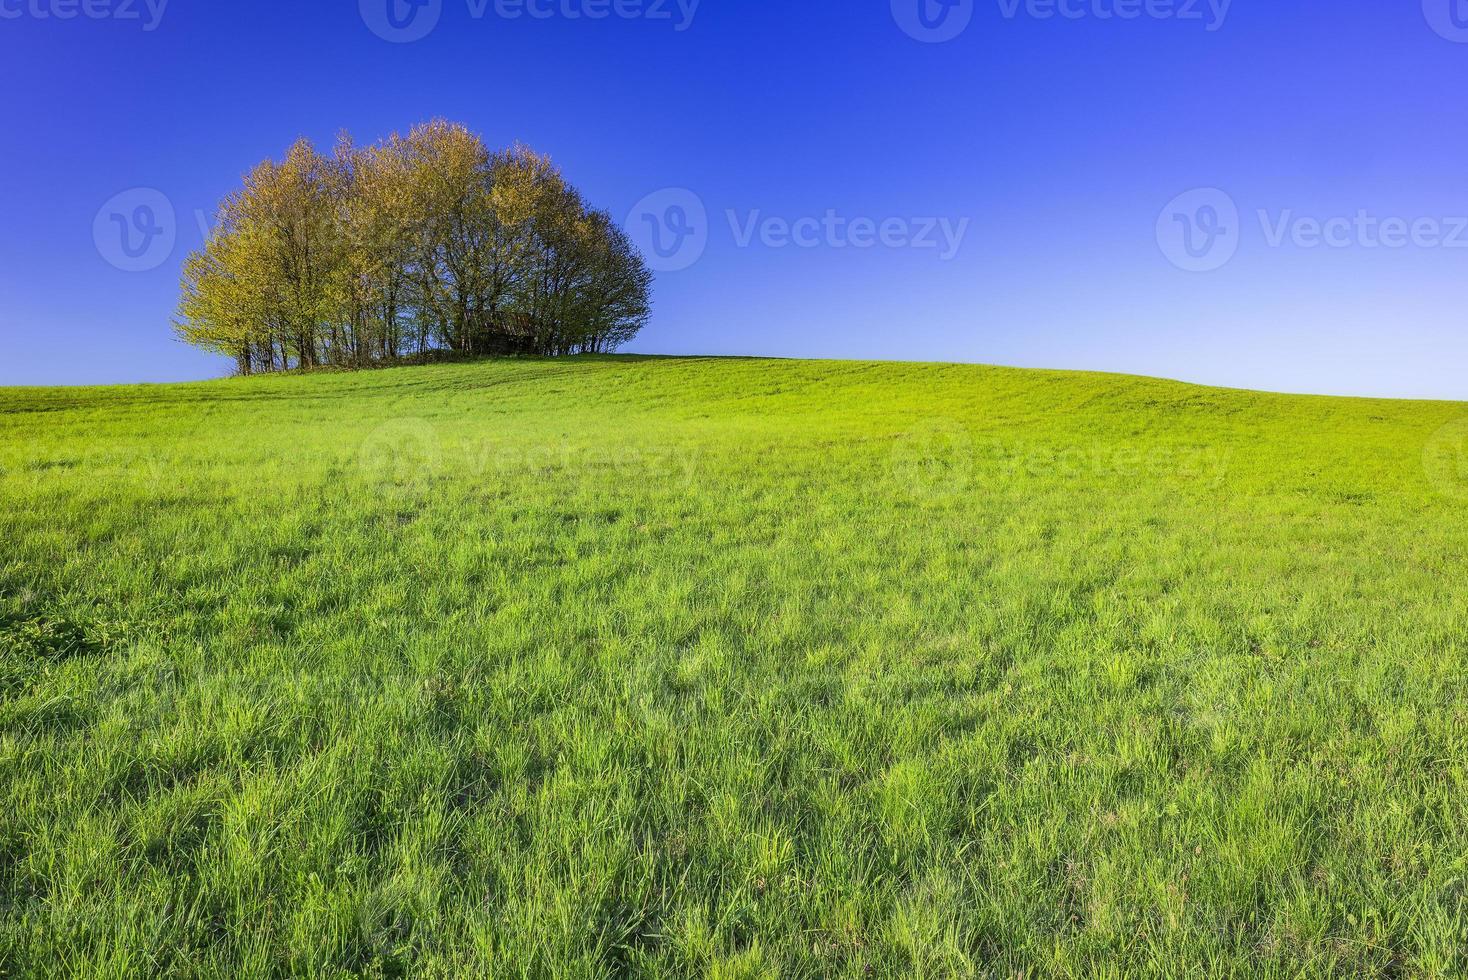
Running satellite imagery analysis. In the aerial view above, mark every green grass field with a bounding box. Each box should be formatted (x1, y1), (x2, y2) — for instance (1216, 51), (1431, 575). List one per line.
(3, 355), (1467, 977)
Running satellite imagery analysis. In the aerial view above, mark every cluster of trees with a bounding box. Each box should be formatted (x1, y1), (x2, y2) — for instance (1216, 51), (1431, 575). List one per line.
(176, 121), (652, 374)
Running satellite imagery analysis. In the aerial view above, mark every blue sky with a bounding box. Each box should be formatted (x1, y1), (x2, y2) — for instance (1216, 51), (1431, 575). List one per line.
(3, 0), (1467, 398)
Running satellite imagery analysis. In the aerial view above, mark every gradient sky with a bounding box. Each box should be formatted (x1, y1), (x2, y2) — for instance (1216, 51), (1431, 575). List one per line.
(3, 0), (1467, 397)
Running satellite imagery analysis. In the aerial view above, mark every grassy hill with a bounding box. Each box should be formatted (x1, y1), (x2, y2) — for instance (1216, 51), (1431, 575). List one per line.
(2, 355), (1466, 977)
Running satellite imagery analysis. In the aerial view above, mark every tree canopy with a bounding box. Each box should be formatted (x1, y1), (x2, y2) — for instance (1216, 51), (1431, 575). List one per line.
(176, 121), (652, 374)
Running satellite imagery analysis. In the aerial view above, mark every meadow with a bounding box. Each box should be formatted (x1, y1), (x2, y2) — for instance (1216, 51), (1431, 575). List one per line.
(2, 355), (1466, 977)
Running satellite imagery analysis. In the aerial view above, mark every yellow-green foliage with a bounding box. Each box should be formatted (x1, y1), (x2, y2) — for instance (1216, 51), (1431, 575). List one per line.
(177, 122), (652, 375)
(1, 356), (1466, 977)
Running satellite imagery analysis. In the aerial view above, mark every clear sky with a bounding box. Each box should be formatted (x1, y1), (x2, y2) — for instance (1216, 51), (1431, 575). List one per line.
(3, 0), (1467, 398)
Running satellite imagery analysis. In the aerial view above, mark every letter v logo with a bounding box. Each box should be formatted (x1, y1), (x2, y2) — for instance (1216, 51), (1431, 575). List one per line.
(361, 0), (442, 42)
(893, 0), (973, 42)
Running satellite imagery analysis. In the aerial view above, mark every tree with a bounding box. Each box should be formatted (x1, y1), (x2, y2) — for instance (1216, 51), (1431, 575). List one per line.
(336, 131), (417, 364)
(176, 121), (652, 372)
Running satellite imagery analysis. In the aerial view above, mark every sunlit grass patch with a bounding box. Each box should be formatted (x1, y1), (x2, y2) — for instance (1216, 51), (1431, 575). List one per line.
(1, 355), (1466, 976)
